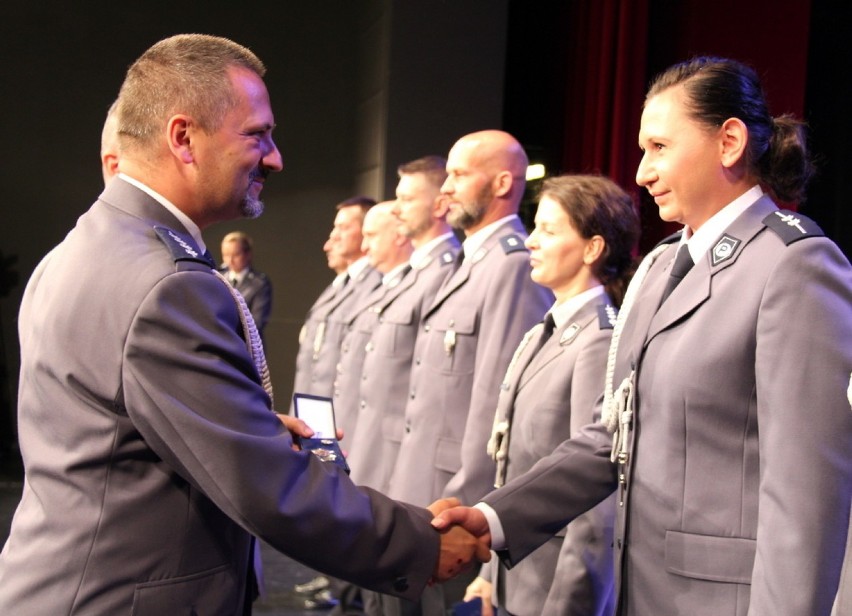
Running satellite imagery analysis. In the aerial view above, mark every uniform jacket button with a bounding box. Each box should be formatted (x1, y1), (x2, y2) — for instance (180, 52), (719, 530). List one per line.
(392, 577), (409, 592)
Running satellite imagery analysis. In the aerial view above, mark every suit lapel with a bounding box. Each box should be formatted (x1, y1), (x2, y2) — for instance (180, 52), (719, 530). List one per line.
(644, 196), (777, 347)
(517, 303), (598, 390)
(425, 219), (523, 318)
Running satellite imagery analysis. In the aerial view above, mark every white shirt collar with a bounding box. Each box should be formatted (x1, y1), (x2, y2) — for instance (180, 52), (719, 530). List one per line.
(549, 285), (606, 329)
(382, 262), (410, 286)
(332, 272), (348, 288)
(680, 185), (763, 263)
(462, 215), (519, 261)
(347, 255), (371, 279)
(410, 232), (455, 268)
(118, 173), (207, 253)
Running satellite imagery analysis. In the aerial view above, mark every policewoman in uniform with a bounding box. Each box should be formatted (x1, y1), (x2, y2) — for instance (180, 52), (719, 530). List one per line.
(464, 175), (639, 616)
(434, 56), (852, 616)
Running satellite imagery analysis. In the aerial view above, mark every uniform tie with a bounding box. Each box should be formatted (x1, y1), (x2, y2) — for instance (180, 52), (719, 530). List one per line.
(659, 245), (694, 307)
(488, 311), (556, 487)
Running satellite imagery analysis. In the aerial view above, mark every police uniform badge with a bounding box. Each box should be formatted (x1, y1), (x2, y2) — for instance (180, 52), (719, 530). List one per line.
(711, 234), (741, 266)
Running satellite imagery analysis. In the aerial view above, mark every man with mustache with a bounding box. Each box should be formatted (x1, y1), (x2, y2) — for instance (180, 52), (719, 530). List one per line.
(0, 34), (488, 614)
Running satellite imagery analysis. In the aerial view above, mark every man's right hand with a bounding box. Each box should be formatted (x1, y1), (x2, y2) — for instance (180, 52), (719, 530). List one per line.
(427, 501), (491, 583)
(431, 505), (492, 547)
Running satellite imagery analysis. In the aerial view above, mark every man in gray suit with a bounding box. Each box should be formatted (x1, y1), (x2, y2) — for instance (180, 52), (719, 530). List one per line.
(387, 132), (553, 613)
(333, 201), (412, 444)
(291, 196), (382, 403)
(220, 231), (272, 337)
(349, 157), (461, 616)
(0, 34), (487, 615)
(348, 155), (460, 494)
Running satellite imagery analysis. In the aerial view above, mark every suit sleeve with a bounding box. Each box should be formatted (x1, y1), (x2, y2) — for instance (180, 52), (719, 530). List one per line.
(483, 422), (617, 568)
(749, 237), (852, 614)
(122, 270), (438, 599)
(442, 251), (553, 504)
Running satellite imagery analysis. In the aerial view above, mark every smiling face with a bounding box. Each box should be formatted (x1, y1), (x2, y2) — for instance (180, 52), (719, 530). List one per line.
(525, 196), (598, 302)
(636, 85), (728, 231)
(194, 66), (283, 224)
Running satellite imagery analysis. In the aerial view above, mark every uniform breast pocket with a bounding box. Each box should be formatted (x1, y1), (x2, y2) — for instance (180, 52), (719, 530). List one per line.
(431, 310), (477, 374)
(375, 307), (415, 355)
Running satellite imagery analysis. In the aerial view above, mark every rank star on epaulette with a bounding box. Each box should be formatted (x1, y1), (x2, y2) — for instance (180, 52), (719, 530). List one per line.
(597, 304), (617, 330)
(153, 226), (212, 265)
(500, 234), (527, 255)
(441, 251), (455, 265)
(711, 234), (741, 266)
(763, 209), (824, 245)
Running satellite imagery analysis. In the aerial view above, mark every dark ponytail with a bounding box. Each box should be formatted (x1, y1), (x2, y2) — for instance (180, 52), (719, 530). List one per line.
(647, 57), (814, 202)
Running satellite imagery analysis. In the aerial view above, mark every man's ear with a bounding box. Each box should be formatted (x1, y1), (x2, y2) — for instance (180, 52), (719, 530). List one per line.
(719, 117), (749, 169)
(492, 170), (514, 198)
(166, 115), (195, 164)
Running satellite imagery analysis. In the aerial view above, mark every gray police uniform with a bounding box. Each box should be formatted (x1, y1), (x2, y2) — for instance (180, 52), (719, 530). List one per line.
(333, 265), (410, 445)
(0, 178), (439, 614)
(291, 261), (381, 403)
(348, 236), (461, 492)
(388, 216), (553, 508)
(483, 195), (852, 616)
(484, 295), (617, 616)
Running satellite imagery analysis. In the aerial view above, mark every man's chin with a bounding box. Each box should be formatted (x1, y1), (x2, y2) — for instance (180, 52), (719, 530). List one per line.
(240, 198), (264, 219)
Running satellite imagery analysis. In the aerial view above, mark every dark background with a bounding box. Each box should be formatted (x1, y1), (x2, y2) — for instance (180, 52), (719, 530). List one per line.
(1, 0), (849, 464)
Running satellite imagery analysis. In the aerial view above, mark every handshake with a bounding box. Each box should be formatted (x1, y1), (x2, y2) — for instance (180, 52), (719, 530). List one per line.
(427, 498), (493, 583)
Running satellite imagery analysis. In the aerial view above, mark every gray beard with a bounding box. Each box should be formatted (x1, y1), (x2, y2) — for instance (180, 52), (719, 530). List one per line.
(240, 195), (264, 219)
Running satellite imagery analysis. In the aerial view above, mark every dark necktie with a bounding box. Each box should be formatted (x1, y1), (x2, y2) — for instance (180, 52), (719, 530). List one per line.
(529, 312), (556, 358)
(659, 245), (694, 306)
(230, 277), (238, 287)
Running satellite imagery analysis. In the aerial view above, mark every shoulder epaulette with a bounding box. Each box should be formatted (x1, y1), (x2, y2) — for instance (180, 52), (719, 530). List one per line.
(500, 233), (528, 255)
(762, 210), (824, 245)
(653, 230), (683, 249)
(154, 226), (214, 266)
(597, 304), (618, 330)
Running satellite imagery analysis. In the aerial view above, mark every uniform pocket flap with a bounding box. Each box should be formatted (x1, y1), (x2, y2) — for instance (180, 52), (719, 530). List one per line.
(665, 530), (755, 584)
(434, 437), (462, 472)
(433, 310), (477, 335)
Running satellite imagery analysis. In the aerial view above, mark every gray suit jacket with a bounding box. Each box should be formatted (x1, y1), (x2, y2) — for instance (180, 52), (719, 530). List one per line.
(333, 268), (409, 444)
(484, 297), (616, 616)
(0, 179), (438, 614)
(388, 217), (553, 507)
(291, 263), (382, 403)
(484, 196), (852, 615)
(347, 237), (460, 491)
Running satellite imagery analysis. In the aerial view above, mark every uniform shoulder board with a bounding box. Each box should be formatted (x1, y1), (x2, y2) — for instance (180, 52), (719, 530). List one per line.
(762, 210), (824, 245)
(653, 230), (683, 249)
(597, 304), (618, 330)
(153, 226), (214, 266)
(500, 233), (528, 254)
